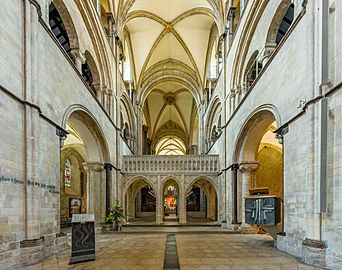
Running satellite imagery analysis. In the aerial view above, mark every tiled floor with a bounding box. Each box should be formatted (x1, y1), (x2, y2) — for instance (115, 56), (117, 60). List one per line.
(176, 234), (320, 270)
(25, 232), (321, 270)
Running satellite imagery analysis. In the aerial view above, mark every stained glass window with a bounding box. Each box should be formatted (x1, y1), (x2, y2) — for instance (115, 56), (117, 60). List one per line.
(64, 159), (72, 187)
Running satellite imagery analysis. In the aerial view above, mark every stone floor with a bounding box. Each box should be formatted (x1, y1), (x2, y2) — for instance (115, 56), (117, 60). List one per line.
(25, 232), (322, 270)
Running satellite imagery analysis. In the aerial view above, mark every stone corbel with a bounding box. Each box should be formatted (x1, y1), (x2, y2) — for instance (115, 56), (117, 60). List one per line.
(56, 127), (69, 148)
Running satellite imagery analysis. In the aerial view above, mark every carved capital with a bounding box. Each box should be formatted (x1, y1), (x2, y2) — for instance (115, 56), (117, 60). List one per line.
(239, 161), (259, 172)
(83, 162), (104, 172)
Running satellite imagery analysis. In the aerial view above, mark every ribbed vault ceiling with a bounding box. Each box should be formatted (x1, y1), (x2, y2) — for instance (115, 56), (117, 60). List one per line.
(116, 0), (224, 149)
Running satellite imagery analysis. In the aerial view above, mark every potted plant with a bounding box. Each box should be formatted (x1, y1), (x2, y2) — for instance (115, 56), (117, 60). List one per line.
(102, 214), (114, 231)
(111, 200), (126, 231)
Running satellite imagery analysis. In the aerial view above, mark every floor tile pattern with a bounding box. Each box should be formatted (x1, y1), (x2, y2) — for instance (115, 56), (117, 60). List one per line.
(24, 232), (321, 270)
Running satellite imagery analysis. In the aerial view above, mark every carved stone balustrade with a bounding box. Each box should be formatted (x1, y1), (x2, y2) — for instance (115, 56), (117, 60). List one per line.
(122, 155), (220, 174)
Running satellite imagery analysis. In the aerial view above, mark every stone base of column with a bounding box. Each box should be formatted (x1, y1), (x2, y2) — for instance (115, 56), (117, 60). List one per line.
(302, 238), (327, 269)
(0, 233), (69, 269)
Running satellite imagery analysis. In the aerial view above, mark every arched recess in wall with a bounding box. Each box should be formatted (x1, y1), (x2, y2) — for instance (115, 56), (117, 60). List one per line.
(61, 107), (110, 225)
(205, 96), (222, 151)
(233, 107), (283, 233)
(49, 0), (79, 60)
(265, 0), (295, 55)
(124, 177), (157, 222)
(185, 177), (218, 222)
(82, 51), (101, 95)
(120, 93), (136, 150)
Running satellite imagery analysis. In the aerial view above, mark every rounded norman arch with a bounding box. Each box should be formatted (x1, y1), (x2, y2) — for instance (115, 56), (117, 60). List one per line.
(61, 105), (110, 163)
(233, 104), (281, 162)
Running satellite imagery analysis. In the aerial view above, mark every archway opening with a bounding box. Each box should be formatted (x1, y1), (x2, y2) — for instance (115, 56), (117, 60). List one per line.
(125, 179), (156, 223)
(235, 110), (283, 236)
(162, 179), (179, 222)
(60, 110), (109, 229)
(186, 179), (218, 223)
(60, 123), (87, 229)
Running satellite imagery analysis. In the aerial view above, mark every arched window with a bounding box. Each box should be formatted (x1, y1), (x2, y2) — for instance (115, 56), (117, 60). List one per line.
(49, 3), (71, 57)
(123, 40), (133, 81)
(276, 4), (294, 45)
(64, 159), (72, 187)
(244, 51), (262, 90)
(123, 122), (130, 142)
(211, 125), (218, 141)
(82, 52), (100, 94)
(82, 62), (94, 91)
(209, 41), (218, 79)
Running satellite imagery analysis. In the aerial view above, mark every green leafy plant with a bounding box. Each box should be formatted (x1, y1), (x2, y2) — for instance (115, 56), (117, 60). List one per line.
(110, 200), (126, 223)
(103, 214), (114, 224)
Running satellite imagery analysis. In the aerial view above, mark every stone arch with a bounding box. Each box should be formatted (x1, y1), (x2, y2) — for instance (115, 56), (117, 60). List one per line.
(123, 175), (157, 196)
(62, 105), (110, 163)
(205, 96), (222, 144)
(50, 0), (79, 50)
(120, 92), (136, 135)
(204, 23), (220, 82)
(138, 60), (202, 107)
(185, 176), (218, 221)
(160, 175), (182, 195)
(61, 106), (110, 224)
(243, 50), (261, 90)
(232, 105), (283, 230)
(124, 176), (157, 221)
(233, 104), (281, 162)
(160, 176), (182, 221)
(185, 175), (218, 195)
(265, 0), (294, 54)
(83, 50), (101, 92)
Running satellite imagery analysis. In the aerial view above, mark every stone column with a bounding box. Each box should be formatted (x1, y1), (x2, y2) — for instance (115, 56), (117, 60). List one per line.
(198, 104), (205, 154)
(70, 48), (85, 73)
(235, 84), (242, 106)
(179, 175), (187, 224)
(155, 193), (163, 224)
(136, 105), (143, 155)
(106, 13), (114, 49)
(239, 161), (259, 228)
(229, 91), (236, 116)
(84, 162), (104, 224)
(227, 7), (236, 46)
(263, 42), (277, 66)
(93, 83), (102, 101)
(155, 175), (163, 224)
(23, 0), (40, 241)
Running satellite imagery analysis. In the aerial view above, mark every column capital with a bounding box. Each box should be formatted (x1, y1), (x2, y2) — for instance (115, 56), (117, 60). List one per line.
(70, 48), (85, 63)
(239, 161), (259, 172)
(83, 162), (104, 172)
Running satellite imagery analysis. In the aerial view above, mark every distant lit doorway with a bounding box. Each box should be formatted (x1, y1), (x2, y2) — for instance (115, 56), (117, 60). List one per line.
(162, 179), (180, 222)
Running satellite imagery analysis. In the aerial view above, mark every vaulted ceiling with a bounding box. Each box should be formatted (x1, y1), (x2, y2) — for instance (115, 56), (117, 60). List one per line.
(115, 0), (225, 149)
